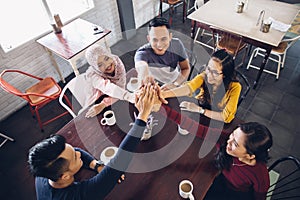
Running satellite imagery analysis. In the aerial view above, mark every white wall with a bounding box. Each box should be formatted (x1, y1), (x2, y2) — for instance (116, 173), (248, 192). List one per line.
(133, 0), (161, 28)
(0, 0), (159, 121)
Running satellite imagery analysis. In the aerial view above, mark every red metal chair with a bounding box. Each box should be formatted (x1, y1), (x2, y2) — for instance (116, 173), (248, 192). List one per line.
(0, 69), (72, 131)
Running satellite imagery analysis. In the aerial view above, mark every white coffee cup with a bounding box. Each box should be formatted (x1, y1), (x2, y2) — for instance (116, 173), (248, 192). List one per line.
(127, 77), (139, 92)
(179, 180), (194, 200)
(100, 110), (116, 126)
(100, 146), (118, 165)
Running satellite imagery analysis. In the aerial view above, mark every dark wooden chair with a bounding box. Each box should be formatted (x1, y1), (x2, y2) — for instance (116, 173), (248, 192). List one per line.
(267, 155), (300, 200)
(210, 26), (248, 67)
(159, 0), (186, 26)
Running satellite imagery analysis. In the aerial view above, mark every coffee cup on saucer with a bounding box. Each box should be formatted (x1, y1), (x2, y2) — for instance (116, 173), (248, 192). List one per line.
(100, 146), (118, 165)
(127, 77), (139, 92)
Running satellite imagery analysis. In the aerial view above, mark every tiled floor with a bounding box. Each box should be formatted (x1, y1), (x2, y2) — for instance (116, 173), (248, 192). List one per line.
(1, 4), (300, 200)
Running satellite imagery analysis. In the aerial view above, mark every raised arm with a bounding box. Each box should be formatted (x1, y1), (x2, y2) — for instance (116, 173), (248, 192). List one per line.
(176, 59), (190, 85)
(84, 84), (156, 199)
(135, 60), (155, 87)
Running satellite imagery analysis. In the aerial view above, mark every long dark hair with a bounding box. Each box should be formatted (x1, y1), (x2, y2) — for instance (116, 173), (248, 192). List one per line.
(215, 122), (273, 170)
(201, 49), (237, 109)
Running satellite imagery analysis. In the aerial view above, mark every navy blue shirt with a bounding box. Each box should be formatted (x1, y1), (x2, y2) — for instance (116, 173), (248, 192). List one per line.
(35, 119), (146, 200)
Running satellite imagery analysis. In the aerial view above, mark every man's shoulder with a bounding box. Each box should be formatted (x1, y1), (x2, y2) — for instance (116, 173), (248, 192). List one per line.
(170, 38), (184, 45)
(136, 43), (151, 52)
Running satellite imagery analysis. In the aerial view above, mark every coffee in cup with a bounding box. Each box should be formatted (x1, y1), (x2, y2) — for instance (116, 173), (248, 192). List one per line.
(100, 110), (116, 126)
(104, 148), (115, 157)
(127, 77), (139, 92)
(179, 180), (194, 200)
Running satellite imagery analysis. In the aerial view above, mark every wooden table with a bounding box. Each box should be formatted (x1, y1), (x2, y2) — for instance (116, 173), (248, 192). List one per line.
(56, 92), (242, 199)
(188, 0), (299, 88)
(36, 18), (111, 83)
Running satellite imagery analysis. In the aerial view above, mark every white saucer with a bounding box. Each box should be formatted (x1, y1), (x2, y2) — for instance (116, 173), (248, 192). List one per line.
(127, 81), (138, 92)
(178, 125), (189, 135)
(100, 146), (118, 165)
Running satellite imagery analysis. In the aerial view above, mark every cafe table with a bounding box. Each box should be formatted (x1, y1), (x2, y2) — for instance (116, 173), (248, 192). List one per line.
(56, 91), (242, 199)
(188, 0), (299, 89)
(36, 18), (111, 83)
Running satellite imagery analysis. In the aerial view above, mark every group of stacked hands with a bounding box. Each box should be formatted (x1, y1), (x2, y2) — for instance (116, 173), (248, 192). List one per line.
(27, 17), (273, 200)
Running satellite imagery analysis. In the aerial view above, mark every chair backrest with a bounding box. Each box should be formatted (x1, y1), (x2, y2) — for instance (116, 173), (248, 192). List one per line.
(1, 70), (36, 98)
(235, 70), (250, 107)
(283, 34), (300, 50)
(210, 26), (245, 58)
(267, 156), (300, 200)
(59, 73), (89, 118)
(0, 69), (56, 104)
(194, 0), (205, 10)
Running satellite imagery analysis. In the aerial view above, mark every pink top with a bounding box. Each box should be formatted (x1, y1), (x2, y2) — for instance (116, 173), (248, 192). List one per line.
(84, 45), (134, 107)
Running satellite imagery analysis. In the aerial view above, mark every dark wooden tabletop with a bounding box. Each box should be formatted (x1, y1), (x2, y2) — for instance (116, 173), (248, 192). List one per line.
(56, 96), (242, 200)
(56, 68), (243, 199)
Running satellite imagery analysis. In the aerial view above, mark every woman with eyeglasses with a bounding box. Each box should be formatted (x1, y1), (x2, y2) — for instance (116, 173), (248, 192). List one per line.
(161, 49), (241, 123)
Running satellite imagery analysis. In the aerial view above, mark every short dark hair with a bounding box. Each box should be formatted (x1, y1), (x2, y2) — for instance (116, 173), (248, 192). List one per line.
(28, 135), (69, 182)
(148, 17), (170, 32)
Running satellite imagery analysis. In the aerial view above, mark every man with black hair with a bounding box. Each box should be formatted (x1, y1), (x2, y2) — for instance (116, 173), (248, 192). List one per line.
(28, 84), (157, 200)
(135, 17), (190, 89)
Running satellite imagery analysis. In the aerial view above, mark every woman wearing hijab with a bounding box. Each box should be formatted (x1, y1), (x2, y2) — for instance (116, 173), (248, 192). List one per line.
(84, 44), (134, 118)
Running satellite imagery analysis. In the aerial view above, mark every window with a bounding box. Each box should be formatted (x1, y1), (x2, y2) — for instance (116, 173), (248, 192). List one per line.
(0, 0), (94, 53)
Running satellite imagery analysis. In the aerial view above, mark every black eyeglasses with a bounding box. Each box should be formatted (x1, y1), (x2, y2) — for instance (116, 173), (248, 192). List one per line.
(205, 65), (223, 77)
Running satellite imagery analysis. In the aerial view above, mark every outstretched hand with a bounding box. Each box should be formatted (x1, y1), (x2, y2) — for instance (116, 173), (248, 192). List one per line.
(180, 101), (201, 113)
(160, 82), (177, 91)
(85, 103), (106, 118)
(154, 82), (168, 105)
(141, 76), (156, 86)
(135, 83), (156, 122)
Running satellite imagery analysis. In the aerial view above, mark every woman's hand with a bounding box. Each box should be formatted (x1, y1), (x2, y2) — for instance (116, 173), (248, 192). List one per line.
(85, 102), (106, 118)
(155, 82), (168, 105)
(179, 101), (202, 113)
(161, 82), (177, 91)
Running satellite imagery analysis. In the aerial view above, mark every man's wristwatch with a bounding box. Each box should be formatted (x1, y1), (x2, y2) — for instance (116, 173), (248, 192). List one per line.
(199, 107), (206, 115)
(94, 160), (105, 172)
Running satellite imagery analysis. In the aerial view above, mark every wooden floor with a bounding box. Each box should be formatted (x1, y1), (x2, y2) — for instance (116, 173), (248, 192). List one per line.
(1, 3), (300, 199)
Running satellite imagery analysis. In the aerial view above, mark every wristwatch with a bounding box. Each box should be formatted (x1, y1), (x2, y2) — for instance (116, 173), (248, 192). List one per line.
(94, 160), (105, 172)
(199, 107), (206, 115)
